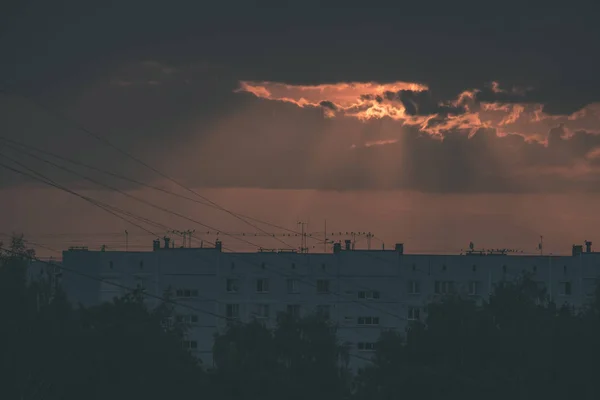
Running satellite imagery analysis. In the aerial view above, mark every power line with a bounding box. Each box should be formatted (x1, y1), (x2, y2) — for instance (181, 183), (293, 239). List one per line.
(0, 245), (377, 364)
(1, 152), (413, 323)
(0, 97), (313, 248)
(0, 135), (314, 238)
(2, 143), (302, 250)
(0, 122), (413, 324)
(0, 159), (161, 236)
(0, 246), (234, 322)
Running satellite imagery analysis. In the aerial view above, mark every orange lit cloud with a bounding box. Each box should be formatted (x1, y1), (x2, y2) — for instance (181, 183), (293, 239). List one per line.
(236, 80), (600, 142)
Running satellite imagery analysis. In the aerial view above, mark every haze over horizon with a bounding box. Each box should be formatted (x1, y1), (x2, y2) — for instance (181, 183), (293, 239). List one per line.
(2, 6), (600, 257)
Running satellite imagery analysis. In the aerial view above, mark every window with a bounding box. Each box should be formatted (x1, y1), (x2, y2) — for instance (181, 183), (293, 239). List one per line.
(408, 281), (420, 295)
(287, 278), (299, 294)
(226, 304), (240, 319)
(176, 314), (199, 324)
(442, 264), (447, 271)
(357, 316), (380, 325)
(182, 340), (198, 350)
(434, 281), (454, 294)
(472, 264), (476, 272)
(317, 279), (330, 294)
(287, 304), (300, 318)
(357, 342), (376, 351)
(560, 281), (572, 296)
(358, 290), (380, 299)
(584, 278), (598, 297)
(109, 261), (114, 269)
(226, 278), (240, 293)
(253, 304), (269, 318)
(344, 316), (354, 324)
(468, 281), (480, 296)
(256, 278), (269, 293)
(139, 260), (144, 269)
(408, 307), (420, 321)
(316, 305), (330, 319)
(176, 289), (199, 298)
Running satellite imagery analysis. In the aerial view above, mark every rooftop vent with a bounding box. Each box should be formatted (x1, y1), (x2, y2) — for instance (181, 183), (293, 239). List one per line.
(395, 243), (404, 254)
(333, 242), (342, 254)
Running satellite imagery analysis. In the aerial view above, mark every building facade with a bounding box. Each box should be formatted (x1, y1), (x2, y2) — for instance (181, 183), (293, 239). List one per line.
(58, 239), (600, 369)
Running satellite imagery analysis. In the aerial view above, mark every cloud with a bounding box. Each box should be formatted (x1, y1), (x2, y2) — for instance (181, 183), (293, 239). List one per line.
(235, 80), (600, 142)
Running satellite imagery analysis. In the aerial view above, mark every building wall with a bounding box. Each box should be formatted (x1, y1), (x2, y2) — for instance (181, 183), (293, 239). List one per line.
(60, 245), (600, 370)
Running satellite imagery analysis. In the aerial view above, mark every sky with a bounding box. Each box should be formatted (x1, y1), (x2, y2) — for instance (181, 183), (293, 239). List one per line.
(1, 5), (600, 257)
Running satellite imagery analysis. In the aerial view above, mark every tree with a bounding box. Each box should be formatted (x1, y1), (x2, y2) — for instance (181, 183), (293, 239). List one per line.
(0, 234), (207, 400)
(212, 312), (350, 400)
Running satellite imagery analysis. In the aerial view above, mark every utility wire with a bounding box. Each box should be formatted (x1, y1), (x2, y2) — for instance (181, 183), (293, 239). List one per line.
(0, 95), (315, 247)
(0, 159), (160, 236)
(1, 151), (413, 322)
(0, 135), (316, 238)
(2, 143), (300, 250)
(0, 245), (377, 363)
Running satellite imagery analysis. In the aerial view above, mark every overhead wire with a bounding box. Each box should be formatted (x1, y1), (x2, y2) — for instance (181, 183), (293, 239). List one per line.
(0, 141), (302, 250)
(0, 90), (423, 329)
(0, 150), (413, 324)
(0, 245), (378, 364)
(0, 134), (316, 238)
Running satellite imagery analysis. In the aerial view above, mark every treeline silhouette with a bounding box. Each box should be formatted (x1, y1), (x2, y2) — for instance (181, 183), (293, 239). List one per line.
(2, 235), (599, 399)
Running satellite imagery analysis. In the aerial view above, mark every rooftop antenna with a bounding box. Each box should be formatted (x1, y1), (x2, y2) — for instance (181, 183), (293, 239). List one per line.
(367, 232), (373, 250)
(538, 235), (543, 256)
(187, 229), (195, 248)
(324, 219), (327, 253)
(297, 221), (308, 254)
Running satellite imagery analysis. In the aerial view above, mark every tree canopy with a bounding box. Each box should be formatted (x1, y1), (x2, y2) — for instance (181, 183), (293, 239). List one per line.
(2, 234), (599, 399)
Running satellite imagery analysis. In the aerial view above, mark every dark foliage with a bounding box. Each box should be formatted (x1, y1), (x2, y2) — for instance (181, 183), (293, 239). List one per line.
(2, 235), (600, 399)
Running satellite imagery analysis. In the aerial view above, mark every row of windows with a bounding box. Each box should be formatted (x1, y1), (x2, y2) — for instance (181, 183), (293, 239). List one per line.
(223, 304), (422, 323)
(176, 314), (199, 324)
(176, 289), (199, 298)
(179, 280), (576, 300)
(225, 278), (476, 297)
(225, 304), (332, 319)
(227, 278), (331, 294)
(105, 259), (584, 275)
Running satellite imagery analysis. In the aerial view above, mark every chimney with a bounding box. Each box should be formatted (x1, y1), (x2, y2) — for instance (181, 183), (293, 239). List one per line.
(333, 242), (341, 254)
(344, 240), (352, 251)
(163, 237), (171, 249)
(152, 239), (160, 251)
(395, 243), (404, 254)
(585, 240), (593, 253)
(572, 244), (583, 257)
(215, 240), (222, 252)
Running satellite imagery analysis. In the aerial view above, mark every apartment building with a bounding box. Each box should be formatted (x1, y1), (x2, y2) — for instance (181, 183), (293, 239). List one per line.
(58, 239), (600, 369)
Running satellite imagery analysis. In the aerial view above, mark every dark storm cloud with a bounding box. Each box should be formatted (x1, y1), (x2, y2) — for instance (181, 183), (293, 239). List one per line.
(319, 101), (337, 111)
(2, 5), (600, 194)
(394, 90), (467, 116)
